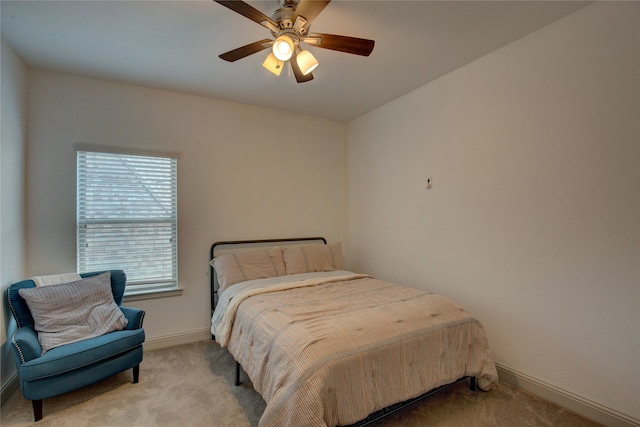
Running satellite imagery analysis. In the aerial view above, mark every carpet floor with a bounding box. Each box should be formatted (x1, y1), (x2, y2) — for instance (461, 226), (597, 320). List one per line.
(1, 340), (603, 427)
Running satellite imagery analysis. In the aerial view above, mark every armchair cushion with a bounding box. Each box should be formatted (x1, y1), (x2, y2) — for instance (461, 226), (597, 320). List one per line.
(18, 328), (145, 383)
(17, 272), (128, 355)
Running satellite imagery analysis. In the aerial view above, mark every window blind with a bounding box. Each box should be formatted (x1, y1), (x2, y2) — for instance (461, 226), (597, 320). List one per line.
(77, 149), (178, 294)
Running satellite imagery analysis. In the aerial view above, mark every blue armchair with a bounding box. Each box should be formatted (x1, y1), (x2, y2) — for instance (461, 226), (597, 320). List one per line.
(5, 270), (145, 421)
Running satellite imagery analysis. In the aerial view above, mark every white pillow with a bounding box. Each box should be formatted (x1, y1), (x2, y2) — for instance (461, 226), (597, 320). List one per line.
(18, 272), (128, 354)
(211, 247), (286, 292)
(283, 243), (344, 275)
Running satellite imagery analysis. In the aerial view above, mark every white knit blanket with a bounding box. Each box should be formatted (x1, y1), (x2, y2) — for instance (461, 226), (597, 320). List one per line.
(31, 272), (81, 287)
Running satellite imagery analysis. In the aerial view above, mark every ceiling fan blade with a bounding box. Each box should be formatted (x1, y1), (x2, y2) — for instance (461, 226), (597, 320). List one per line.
(214, 0), (279, 30)
(293, 0), (331, 27)
(306, 33), (375, 56)
(219, 39), (272, 62)
(291, 51), (314, 83)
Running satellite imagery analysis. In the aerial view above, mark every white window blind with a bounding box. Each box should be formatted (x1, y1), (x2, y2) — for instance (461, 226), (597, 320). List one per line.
(77, 148), (178, 295)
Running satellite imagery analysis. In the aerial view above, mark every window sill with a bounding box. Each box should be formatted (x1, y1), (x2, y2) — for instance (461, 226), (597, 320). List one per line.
(123, 287), (183, 303)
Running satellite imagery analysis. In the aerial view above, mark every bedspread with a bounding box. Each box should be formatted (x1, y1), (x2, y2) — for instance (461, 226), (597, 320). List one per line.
(212, 271), (498, 427)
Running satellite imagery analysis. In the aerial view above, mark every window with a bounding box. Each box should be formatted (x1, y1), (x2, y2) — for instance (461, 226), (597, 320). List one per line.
(76, 145), (178, 295)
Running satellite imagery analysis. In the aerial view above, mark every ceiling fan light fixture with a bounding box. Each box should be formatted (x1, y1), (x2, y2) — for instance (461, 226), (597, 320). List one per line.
(296, 49), (319, 75)
(262, 52), (284, 76)
(214, 0), (376, 83)
(272, 34), (295, 61)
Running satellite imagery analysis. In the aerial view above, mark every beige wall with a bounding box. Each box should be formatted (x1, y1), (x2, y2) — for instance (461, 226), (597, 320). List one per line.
(25, 70), (348, 341)
(1, 38), (28, 392)
(348, 2), (639, 422)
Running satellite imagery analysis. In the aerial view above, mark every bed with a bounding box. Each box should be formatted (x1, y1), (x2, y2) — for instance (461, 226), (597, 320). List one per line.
(210, 237), (498, 427)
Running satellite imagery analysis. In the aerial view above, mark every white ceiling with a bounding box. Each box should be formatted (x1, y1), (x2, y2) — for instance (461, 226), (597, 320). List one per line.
(1, 0), (590, 122)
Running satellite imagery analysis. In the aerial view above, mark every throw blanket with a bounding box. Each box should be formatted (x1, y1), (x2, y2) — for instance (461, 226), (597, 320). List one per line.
(212, 272), (498, 427)
(31, 272), (81, 287)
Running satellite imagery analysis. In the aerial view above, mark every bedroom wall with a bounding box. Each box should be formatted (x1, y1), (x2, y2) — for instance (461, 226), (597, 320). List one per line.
(24, 70), (347, 344)
(347, 2), (639, 424)
(0, 38), (28, 401)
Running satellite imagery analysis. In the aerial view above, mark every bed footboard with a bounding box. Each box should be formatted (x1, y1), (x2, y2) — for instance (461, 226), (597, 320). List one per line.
(346, 376), (476, 427)
(233, 357), (476, 427)
(235, 361), (242, 386)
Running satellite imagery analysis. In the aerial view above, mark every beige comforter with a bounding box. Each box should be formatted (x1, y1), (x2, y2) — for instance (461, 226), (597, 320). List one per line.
(212, 271), (498, 427)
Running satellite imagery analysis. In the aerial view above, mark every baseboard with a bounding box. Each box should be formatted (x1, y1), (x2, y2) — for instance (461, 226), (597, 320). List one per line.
(496, 363), (639, 427)
(142, 328), (212, 351)
(1, 372), (19, 407)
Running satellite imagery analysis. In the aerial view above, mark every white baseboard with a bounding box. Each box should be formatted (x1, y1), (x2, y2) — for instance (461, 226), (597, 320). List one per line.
(1, 372), (19, 406)
(142, 328), (212, 351)
(496, 363), (640, 427)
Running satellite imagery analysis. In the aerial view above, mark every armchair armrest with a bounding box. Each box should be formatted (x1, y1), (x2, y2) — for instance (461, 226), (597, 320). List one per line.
(120, 306), (145, 330)
(11, 327), (42, 364)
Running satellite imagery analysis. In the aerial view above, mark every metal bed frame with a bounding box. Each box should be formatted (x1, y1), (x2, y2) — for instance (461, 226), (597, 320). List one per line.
(209, 236), (476, 427)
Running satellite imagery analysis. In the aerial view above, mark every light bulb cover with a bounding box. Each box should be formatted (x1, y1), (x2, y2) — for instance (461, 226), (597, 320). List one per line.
(273, 35), (294, 61)
(262, 52), (284, 76)
(296, 49), (319, 75)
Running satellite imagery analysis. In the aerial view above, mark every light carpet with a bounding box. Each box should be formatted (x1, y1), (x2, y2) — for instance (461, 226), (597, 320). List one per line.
(0, 340), (603, 426)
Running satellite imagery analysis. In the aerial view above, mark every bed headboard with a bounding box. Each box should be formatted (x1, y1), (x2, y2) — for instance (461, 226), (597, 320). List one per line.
(209, 237), (327, 316)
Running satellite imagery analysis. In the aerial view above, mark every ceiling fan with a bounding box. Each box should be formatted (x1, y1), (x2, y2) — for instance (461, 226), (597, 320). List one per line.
(214, 0), (375, 83)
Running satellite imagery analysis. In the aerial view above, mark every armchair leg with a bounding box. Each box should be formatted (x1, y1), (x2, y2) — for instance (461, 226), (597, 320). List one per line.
(133, 364), (140, 384)
(32, 399), (43, 422)
(30, 366), (139, 422)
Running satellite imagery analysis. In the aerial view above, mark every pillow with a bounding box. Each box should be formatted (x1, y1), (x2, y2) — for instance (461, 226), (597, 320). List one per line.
(211, 247), (286, 293)
(18, 272), (128, 354)
(283, 242), (344, 275)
